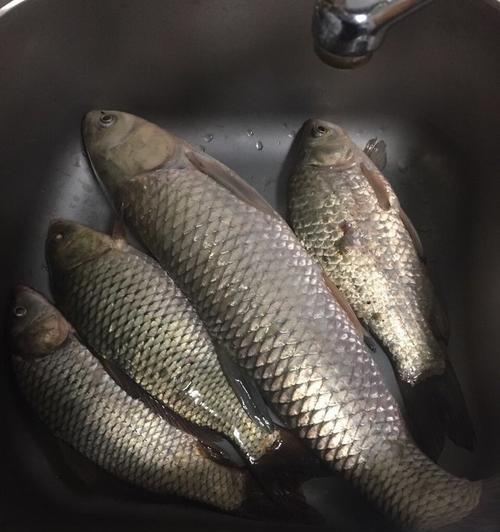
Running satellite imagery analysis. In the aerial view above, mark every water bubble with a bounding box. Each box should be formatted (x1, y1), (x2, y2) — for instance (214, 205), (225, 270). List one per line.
(288, 130), (296, 138)
(203, 133), (214, 143)
(198, 145), (206, 152)
(246, 129), (254, 137)
(255, 141), (264, 151)
(398, 162), (408, 173)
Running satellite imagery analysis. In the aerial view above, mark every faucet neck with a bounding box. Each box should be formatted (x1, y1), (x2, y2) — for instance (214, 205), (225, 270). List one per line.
(313, 0), (434, 68)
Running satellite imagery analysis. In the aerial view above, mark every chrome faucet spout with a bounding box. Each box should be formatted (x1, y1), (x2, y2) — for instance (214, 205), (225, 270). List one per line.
(313, 0), (434, 68)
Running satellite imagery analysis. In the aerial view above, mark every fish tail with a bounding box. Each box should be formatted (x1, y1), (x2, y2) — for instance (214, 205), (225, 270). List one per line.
(401, 379), (446, 461)
(253, 426), (327, 481)
(437, 362), (476, 451)
(238, 477), (323, 524)
(439, 477), (500, 531)
(401, 362), (475, 460)
(247, 428), (326, 523)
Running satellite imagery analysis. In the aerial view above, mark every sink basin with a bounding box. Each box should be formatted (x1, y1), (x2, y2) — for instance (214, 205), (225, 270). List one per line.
(0, 0), (499, 530)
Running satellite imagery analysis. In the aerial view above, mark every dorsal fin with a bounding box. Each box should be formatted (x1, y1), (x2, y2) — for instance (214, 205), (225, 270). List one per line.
(360, 162), (391, 211)
(321, 270), (365, 339)
(398, 205), (425, 261)
(429, 296), (450, 343)
(363, 138), (387, 171)
(185, 150), (281, 221)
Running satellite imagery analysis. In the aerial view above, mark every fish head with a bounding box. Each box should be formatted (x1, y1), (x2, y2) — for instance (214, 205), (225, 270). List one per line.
(46, 220), (114, 273)
(9, 286), (71, 358)
(297, 119), (356, 168)
(83, 110), (184, 195)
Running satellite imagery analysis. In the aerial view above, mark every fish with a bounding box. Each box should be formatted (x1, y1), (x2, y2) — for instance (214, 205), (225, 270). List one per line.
(287, 118), (475, 459)
(9, 286), (259, 513)
(45, 219), (318, 512)
(82, 110), (488, 530)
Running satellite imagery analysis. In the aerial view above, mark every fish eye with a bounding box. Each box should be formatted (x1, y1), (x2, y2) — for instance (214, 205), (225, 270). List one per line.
(99, 113), (116, 128)
(311, 125), (329, 138)
(13, 305), (27, 318)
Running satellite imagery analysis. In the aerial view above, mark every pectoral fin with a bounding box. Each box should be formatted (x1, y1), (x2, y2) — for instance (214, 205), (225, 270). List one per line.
(195, 441), (244, 469)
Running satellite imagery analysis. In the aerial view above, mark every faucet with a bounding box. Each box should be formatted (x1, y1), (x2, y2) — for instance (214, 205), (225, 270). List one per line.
(313, 0), (435, 68)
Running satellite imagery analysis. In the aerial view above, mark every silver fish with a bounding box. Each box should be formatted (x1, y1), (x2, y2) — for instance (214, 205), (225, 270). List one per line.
(9, 286), (256, 512)
(82, 110), (483, 530)
(287, 119), (475, 459)
(45, 220), (283, 465)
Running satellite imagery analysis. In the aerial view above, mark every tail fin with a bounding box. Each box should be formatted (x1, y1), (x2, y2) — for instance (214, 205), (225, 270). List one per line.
(437, 362), (476, 451)
(401, 379), (446, 461)
(401, 363), (475, 461)
(247, 428), (327, 523)
(439, 477), (500, 531)
(238, 476), (323, 524)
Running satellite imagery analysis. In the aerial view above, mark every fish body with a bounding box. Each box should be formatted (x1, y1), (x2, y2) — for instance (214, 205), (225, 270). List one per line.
(10, 287), (251, 512)
(287, 119), (474, 458)
(82, 110), (483, 530)
(45, 222), (279, 466)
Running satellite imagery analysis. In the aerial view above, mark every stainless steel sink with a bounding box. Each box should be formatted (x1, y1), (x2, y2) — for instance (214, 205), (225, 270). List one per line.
(0, 0), (499, 530)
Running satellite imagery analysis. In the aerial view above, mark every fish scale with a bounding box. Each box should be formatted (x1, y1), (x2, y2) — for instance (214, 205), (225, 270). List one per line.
(13, 336), (247, 510)
(290, 155), (440, 384)
(111, 166), (481, 530)
(48, 232), (279, 464)
(287, 120), (475, 461)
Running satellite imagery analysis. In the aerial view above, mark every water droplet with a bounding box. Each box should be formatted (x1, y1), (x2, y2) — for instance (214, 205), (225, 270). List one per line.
(246, 129), (254, 137)
(288, 130), (296, 138)
(203, 133), (214, 143)
(255, 141), (263, 151)
(277, 139), (281, 145)
(197, 145), (206, 153)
